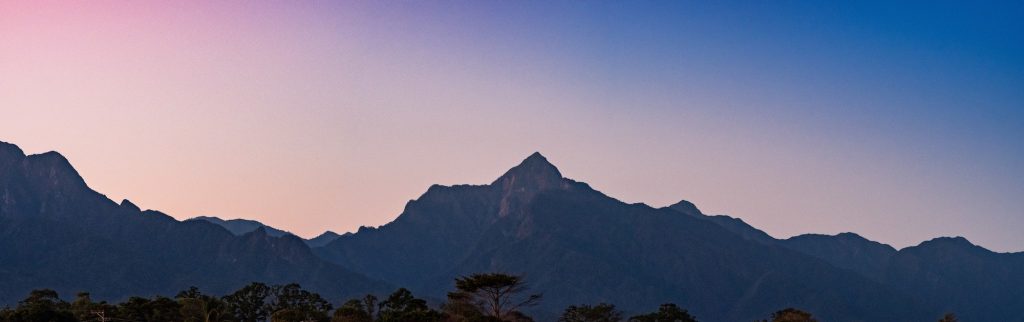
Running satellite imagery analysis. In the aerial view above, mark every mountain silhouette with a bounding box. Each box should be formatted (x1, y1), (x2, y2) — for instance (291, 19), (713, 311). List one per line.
(665, 200), (776, 245)
(188, 216), (342, 247)
(780, 232), (896, 281)
(314, 152), (932, 321)
(188, 216), (294, 237)
(0, 141), (389, 304)
(307, 231), (344, 248)
(882, 237), (1024, 321)
(3, 141), (1021, 321)
(660, 190), (1024, 321)
(665, 191), (1024, 321)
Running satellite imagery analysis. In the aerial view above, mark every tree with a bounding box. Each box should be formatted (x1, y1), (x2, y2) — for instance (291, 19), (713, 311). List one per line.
(69, 292), (93, 321)
(361, 295), (378, 321)
(763, 308), (817, 322)
(331, 299), (372, 322)
(441, 291), (492, 322)
(69, 292), (115, 322)
(177, 286), (205, 300)
(504, 311), (535, 322)
(271, 308), (312, 322)
(0, 307), (13, 322)
(115, 296), (153, 322)
(627, 303), (697, 322)
(377, 288), (441, 322)
(269, 283), (332, 322)
(937, 313), (959, 322)
(7, 289), (76, 322)
(114, 296), (182, 322)
(559, 303), (622, 322)
(180, 298), (231, 322)
(148, 296), (185, 322)
(449, 273), (541, 321)
(223, 282), (273, 322)
(177, 288), (231, 322)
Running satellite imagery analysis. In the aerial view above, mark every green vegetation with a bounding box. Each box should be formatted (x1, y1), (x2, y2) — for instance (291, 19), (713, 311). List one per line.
(0, 272), (923, 322)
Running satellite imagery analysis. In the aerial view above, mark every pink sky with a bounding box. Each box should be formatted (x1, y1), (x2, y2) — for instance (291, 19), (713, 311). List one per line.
(3, 1), (1022, 251)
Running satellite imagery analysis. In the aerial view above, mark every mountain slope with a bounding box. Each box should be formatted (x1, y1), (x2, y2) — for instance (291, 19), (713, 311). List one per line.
(665, 200), (776, 245)
(666, 195), (1024, 322)
(187, 216), (294, 237)
(780, 233), (896, 281)
(187, 216), (344, 248)
(306, 231), (343, 248)
(315, 153), (930, 321)
(0, 141), (389, 304)
(5, 141), (1019, 321)
(883, 237), (1024, 321)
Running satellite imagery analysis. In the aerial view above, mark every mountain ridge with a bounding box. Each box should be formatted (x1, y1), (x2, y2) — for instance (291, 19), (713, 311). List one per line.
(315, 152), (934, 321)
(3, 141), (1021, 321)
(188, 215), (344, 248)
(0, 141), (390, 304)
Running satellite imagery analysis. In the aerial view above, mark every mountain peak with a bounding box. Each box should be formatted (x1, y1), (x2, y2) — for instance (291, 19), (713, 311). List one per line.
(306, 231), (343, 248)
(120, 199), (141, 212)
(513, 152), (559, 174)
(835, 232), (868, 241)
(491, 152), (563, 187)
(315, 231), (341, 238)
(667, 199), (704, 217)
(0, 141), (26, 170)
(919, 236), (977, 249)
(524, 151), (549, 162)
(905, 236), (992, 257)
(0, 141), (26, 158)
(22, 151), (89, 191)
(189, 216), (294, 238)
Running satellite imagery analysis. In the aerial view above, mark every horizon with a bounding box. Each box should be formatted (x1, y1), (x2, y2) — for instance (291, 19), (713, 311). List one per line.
(1, 140), (1014, 253)
(3, 1), (1023, 252)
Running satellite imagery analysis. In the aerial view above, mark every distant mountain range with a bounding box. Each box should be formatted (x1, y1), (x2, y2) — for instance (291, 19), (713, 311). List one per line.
(0, 141), (389, 305)
(186, 216), (343, 248)
(1, 141), (1021, 321)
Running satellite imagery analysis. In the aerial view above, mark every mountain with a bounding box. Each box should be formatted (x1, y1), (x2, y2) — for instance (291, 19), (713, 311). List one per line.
(745, 230), (1024, 321)
(314, 153), (930, 321)
(186, 216), (342, 248)
(780, 233), (896, 281)
(661, 197), (1024, 321)
(665, 200), (776, 245)
(306, 231), (344, 248)
(882, 237), (1024, 321)
(664, 200), (898, 279)
(664, 195), (1024, 321)
(187, 216), (293, 237)
(0, 141), (389, 304)
(5, 141), (1020, 321)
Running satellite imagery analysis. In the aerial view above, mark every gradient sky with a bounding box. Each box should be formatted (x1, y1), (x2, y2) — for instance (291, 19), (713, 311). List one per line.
(2, 1), (1022, 251)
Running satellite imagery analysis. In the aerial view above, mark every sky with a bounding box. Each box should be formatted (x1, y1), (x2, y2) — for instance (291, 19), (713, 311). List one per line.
(1, 1), (1022, 251)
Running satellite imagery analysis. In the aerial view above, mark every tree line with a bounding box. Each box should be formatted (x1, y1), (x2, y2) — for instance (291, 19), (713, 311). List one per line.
(0, 273), (957, 322)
